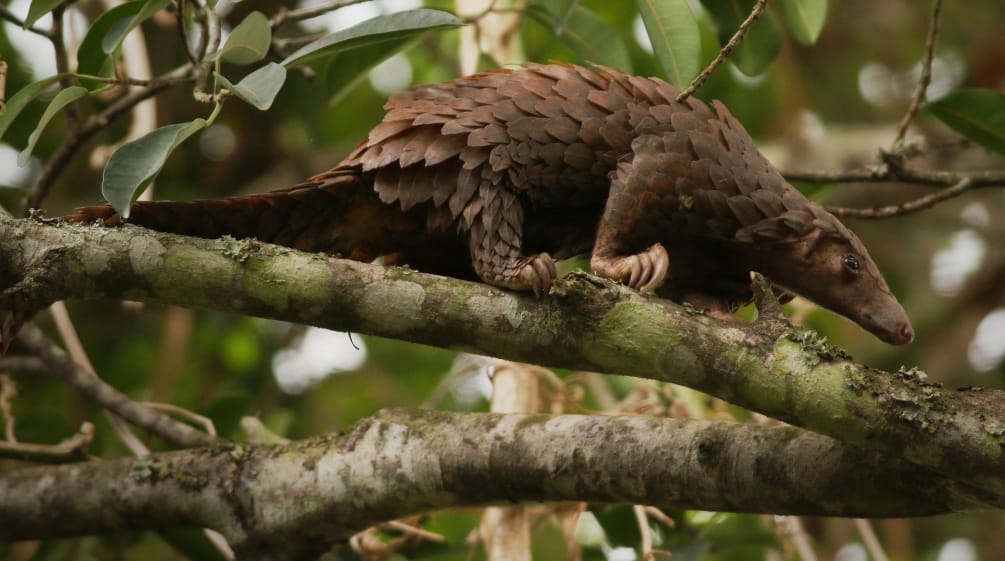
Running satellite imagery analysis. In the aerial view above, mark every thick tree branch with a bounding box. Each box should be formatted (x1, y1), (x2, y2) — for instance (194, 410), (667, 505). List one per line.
(0, 409), (996, 561)
(0, 217), (1003, 495)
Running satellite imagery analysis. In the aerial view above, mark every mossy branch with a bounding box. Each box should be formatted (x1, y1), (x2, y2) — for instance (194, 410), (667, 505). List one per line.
(0, 216), (1003, 496)
(0, 409), (997, 561)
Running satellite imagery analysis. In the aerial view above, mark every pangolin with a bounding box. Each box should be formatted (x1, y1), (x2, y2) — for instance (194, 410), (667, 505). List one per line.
(66, 62), (914, 345)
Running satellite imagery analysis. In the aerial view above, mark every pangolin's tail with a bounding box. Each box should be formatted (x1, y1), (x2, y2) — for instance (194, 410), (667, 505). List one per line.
(65, 169), (412, 261)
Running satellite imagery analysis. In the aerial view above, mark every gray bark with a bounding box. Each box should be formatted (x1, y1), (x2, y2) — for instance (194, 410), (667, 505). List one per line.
(0, 410), (996, 560)
(0, 217), (1002, 495)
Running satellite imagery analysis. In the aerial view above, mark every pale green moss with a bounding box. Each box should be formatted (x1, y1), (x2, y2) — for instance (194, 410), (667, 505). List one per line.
(580, 303), (682, 372)
(241, 254), (333, 313)
(360, 279), (426, 333)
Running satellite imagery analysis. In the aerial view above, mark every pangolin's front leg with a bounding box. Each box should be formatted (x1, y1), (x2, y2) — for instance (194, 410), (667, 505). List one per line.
(590, 141), (676, 294)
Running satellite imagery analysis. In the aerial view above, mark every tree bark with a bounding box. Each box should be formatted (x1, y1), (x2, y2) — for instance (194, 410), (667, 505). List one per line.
(0, 216), (1003, 495)
(1, 410), (996, 560)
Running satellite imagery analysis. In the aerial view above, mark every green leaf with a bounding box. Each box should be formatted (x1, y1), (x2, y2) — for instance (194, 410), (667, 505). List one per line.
(526, 4), (632, 72)
(321, 39), (417, 107)
(778, 0), (827, 44)
(102, 120), (208, 216)
(704, 0), (782, 76)
(927, 88), (1005, 156)
(101, 0), (171, 54)
(542, 0), (577, 32)
(635, 0), (701, 89)
(0, 76), (61, 141)
(218, 63), (287, 110)
(218, 11), (271, 65)
(17, 86), (87, 166)
(24, 0), (62, 28)
(281, 8), (463, 69)
(76, 1), (145, 78)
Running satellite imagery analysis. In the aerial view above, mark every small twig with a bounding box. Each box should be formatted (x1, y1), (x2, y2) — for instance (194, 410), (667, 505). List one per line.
(643, 506), (676, 530)
(176, 0), (199, 64)
(143, 402), (217, 437)
(272, 0), (368, 28)
(891, 0), (944, 149)
(826, 177), (973, 219)
(633, 505), (671, 561)
(48, 302), (149, 455)
(351, 517), (443, 560)
(192, 7), (223, 102)
(0, 60), (8, 115)
(854, 519), (891, 561)
(0, 356), (49, 374)
(0, 373), (17, 441)
(0, 5), (51, 37)
(50, 4), (83, 132)
(17, 323), (214, 448)
(676, 0), (767, 102)
(784, 166), (1005, 189)
(634, 505), (653, 559)
(380, 520), (446, 542)
(784, 517), (818, 561)
(0, 421), (93, 463)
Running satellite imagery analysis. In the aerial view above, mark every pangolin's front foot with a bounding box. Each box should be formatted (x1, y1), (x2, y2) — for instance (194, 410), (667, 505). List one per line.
(481, 253), (558, 297)
(591, 243), (669, 294)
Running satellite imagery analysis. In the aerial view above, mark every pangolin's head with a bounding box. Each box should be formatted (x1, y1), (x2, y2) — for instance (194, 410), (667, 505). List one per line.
(754, 218), (914, 346)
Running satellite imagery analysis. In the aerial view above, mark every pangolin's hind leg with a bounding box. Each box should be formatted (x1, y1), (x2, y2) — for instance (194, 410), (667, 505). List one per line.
(466, 187), (556, 296)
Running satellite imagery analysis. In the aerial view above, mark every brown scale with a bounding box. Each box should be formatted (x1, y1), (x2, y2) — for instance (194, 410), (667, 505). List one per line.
(65, 63), (914, 345)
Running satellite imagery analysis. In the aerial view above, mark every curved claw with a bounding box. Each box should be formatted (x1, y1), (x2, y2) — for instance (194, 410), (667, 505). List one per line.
(527, 253), (557, 297)
(638, 244), (670, 294)
(481, 253), (557, 297)
(591, 243), (670, 294)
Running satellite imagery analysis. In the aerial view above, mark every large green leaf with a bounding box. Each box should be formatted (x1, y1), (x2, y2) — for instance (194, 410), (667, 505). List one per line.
(927, 88), (1005, 156)
(526, 4), (632, 72)
(0, 75), (61, 141)
(778, 0), (827, 45)
(102, 120), (208, 216)
(281, 8), (462, 69)
(17, 86), (88, 166)
(76, 0), (152, 78)
(321, 38), (417, 107)
(218, 11), (271, 65)
(24, 0), (62, 28)
(217, 63), (288, 110)
(101, 0), (171, 54)
(704, 0), (782, 76)
(635, 0), (701, 89)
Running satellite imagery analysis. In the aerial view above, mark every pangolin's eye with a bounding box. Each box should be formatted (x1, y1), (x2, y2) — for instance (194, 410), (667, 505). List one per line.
(843, 255), (860, 272)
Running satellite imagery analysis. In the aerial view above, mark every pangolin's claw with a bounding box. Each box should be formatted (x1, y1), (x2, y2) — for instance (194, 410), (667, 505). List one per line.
(638, 243), (670, 294)
(591, 243), (670, 294)
(484, 253), (557, 297)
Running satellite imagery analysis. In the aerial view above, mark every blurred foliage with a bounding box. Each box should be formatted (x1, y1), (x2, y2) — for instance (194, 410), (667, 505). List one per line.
(1, 0), (1005, 559)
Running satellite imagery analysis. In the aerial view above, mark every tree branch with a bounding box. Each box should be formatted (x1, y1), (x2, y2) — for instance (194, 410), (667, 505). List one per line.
(13, 323), (215, 448)
(23, 65), (195, 215)
(891, 0), (944, 148)
(783, 165), (1005, 188)
(0, 409), (996, 560)
(0, 217), (1002, 495)
(826, 177), (973, 218)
